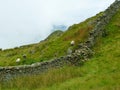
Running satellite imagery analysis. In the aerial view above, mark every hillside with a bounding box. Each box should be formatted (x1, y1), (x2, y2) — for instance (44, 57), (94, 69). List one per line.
(0, 1), (120, 90)
(0, 11), (102, 66)
(1, 8), (120, 90)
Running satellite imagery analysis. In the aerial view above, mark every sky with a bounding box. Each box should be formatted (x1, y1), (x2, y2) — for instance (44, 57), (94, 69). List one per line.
(0, 0), (115, 49)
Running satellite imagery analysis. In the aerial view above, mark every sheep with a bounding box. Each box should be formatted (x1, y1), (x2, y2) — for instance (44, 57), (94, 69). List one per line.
(70, 40), (75, 46)
(0, 48), (2, 51)
(16, 58), (21, 63)
(23, 54), (27, 59)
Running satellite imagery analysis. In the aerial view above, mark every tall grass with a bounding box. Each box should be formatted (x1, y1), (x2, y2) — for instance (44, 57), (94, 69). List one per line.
(0, 66), (84, 90)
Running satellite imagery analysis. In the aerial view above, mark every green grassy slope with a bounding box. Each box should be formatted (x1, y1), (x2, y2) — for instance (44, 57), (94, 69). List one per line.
(0, 13), (102, 66)
(41, 10), (120, 90)
(0, 10), (120, 90)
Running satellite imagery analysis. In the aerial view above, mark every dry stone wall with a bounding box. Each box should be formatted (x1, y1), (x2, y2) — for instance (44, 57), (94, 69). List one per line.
(0, 0), (120, 81)
(85, 0), (120, 48)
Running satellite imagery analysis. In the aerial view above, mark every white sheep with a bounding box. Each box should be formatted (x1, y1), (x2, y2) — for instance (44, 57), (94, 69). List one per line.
(70, 40), (75, 46)
(16, 58), (21, 63)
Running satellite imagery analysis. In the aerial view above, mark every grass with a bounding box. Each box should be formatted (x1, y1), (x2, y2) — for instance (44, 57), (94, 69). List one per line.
(0, 66), (83, 90)
(0, 10), (120, 90)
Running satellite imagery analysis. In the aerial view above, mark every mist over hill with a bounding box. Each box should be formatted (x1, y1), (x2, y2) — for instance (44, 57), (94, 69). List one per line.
(0, 0), (114, 49)
(52, 25), (67, 31)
